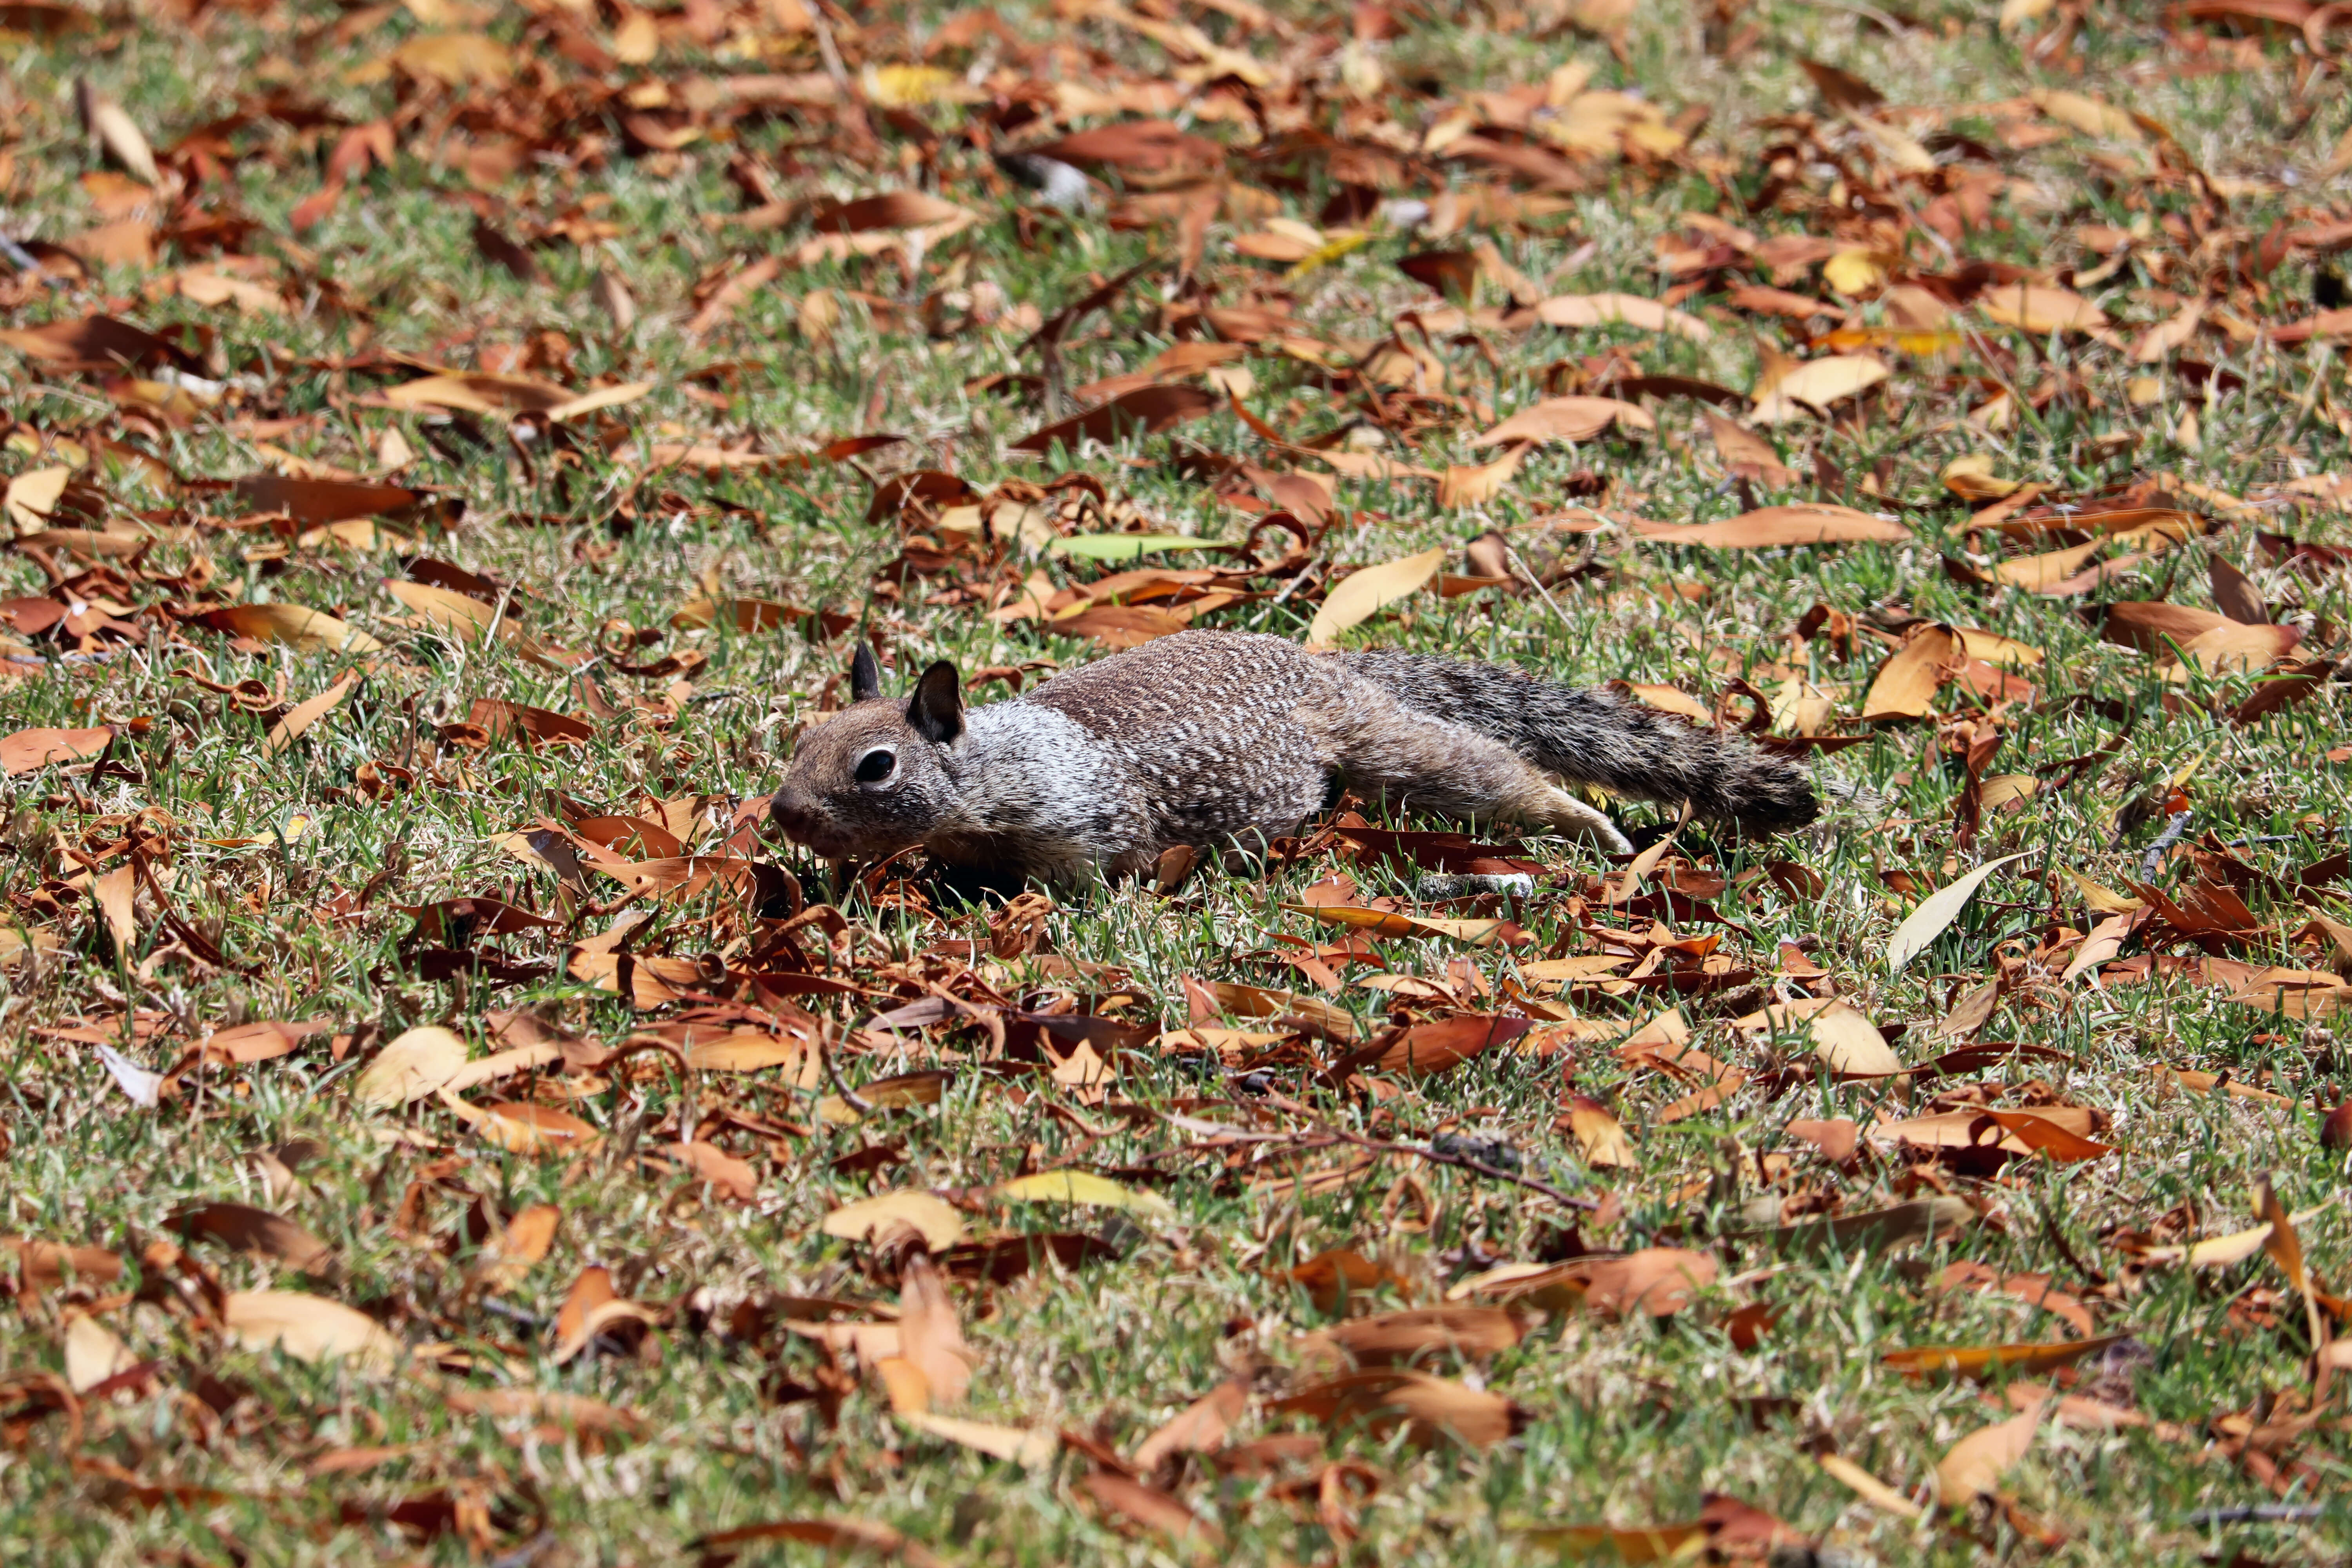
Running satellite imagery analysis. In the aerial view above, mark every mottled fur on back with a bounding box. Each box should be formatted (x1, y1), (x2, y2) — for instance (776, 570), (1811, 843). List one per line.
(770, 630), (1817, 883)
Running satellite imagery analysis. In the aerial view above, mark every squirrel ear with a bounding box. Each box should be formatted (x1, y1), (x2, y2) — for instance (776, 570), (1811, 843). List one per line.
(848, 643), (882, 704)
(905, 660), (964, 744)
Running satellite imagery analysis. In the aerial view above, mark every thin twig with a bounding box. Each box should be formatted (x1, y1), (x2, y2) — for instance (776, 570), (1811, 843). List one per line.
(1503, 544), (1578, 636)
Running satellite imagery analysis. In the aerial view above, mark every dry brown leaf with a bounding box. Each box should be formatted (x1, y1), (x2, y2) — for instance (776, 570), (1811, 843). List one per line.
(171, 1201), (335, 1275)
(1472, 395), (1653, 448)
(1132, 1380), (1248, 1471)
(1267, 1369), (1525, 1449)
(1861, 625), (1959, 720)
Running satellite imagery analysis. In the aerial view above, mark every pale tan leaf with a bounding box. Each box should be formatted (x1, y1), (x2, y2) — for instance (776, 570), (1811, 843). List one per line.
(1472, 395), (1652, 448)
(64, 1312), (137, 1392)
(1937, 1408), (2038, 1502)
(1637, 505), (1907, 548)
(822, 1192), (968, 1252)
(264, 679), (356, 755)
(1979, 283), (2110, 336)
(93, 864), (136, 954)
(1436, 445), (1530, 508)
(898, 1410), (1056, 1466)
(3, 465), (69, 534)
(353, 1026), (470, 1109)
(1305, 546), (1446, 647)
(224, 1290), (401, 1370)
(1887, 851), (2039, 971)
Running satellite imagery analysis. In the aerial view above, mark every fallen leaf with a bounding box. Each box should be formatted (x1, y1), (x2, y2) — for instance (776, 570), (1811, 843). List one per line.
(1472, 395), (1653, 448)
(353, 1026), (471, 1109)
(1305, 546), (1446, 647)
(1887, 851), (2038, 971)
(1937, 1408), (2038, 1502)
(992, 1169), (1174, 1217)
(196, 604), (384, 654)
(224, 1290), (400, 1370)
(822, 1192), (968, 1251)
(1636, 506), (1907, 548)
(0, 726), (114, 775)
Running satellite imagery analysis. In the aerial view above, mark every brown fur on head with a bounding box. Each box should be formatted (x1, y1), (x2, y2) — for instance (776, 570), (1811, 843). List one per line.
(769, 646), (971, 860)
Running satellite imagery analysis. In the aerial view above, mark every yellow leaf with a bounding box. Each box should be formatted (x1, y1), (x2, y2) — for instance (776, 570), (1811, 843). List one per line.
(993, 1169), (1176, 1218)
(1305, 546), (1446, 647)
(1823, 247), (1887, 295)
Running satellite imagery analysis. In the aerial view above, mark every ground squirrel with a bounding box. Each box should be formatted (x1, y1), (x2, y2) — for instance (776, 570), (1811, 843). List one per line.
(769, 630), (1818, 884)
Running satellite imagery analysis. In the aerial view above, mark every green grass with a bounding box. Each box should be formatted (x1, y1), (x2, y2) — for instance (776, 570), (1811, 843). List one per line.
(2, 0), (2352, 1561)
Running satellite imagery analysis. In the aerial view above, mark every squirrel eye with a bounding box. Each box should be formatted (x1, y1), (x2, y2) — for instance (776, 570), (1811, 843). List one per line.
(853, 748), (896, 784)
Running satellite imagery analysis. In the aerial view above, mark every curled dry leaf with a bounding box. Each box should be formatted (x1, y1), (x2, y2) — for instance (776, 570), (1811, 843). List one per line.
(1268, 1368), (1526, 1449)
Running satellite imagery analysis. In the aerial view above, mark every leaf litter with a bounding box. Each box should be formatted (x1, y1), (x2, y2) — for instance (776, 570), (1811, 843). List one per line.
(0, 0), (2348, 1560)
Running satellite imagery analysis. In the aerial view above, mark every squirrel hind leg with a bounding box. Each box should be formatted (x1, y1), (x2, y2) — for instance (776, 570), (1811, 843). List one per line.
(1532, 786), (1634, 856)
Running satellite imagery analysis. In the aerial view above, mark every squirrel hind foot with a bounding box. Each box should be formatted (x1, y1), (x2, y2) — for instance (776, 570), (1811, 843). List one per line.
(1540, 787), (1634, 856)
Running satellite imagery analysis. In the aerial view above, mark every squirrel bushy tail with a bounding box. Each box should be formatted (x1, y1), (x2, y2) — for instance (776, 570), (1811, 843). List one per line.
(1334, 650), (1819, 836)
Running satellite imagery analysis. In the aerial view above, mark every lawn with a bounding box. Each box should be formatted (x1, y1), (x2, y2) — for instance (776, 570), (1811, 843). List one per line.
(2, 0), (2352, 1561)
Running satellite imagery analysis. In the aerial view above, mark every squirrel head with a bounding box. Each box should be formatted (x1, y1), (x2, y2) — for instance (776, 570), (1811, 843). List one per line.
(770, 645), (970, 860)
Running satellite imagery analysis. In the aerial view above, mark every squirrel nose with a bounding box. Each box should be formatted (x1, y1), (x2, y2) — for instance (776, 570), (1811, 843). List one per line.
(769, 789), (816, 840)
